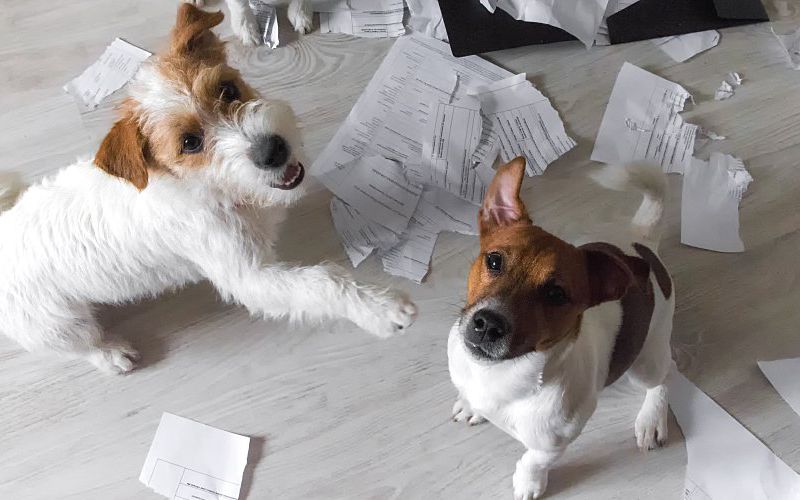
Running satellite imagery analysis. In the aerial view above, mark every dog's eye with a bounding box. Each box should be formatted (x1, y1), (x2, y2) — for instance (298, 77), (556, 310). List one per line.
(542, 283), (569, 306)
(485, 252), (503, 274)
(181, 133), (204, 154)
(220, 81), (240, 102)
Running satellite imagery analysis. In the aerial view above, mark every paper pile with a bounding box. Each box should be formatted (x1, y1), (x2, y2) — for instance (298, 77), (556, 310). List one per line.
(140, 412), (251, 500)
(319, 0), (406, 38)
(314, 34), (574, 282)
(592, 62), (753, 253)
(64, 38), (151, 113)
(669, 367), (800, 500)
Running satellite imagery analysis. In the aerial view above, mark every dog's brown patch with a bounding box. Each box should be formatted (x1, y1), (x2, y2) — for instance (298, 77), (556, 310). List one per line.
(95, 105), (151, 190)
(633, 243), (672, 299)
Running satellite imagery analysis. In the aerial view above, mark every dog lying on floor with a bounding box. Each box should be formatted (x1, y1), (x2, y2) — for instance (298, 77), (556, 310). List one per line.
(448, 157), (674, 499)
(0, 4), (416, 374)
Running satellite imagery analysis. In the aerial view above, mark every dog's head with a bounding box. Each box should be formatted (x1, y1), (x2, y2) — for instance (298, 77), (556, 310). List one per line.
(458, 157), (639, 361)
(94, 4), (304, 206)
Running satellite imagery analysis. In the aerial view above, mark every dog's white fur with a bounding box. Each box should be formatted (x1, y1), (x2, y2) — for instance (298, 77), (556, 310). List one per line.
(184, 0), (313, 45)
(448, 162), (674, 499)
(0, 14), (415, 374)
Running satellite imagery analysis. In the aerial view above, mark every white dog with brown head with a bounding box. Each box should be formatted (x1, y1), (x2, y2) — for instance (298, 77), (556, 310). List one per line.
(0, 4), (416, 374)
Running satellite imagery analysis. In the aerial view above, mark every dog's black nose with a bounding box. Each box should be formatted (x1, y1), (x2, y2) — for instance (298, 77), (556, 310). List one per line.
(252, 134), (289, 169)
(466, 309), (508, 346)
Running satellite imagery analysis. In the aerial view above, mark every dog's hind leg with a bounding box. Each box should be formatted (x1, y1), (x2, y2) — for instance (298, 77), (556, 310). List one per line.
(628, 320), (672, 450)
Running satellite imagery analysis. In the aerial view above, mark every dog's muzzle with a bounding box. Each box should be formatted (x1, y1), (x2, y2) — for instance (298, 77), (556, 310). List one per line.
(463, 308), (510, 359)
(250, 134), (305, 190)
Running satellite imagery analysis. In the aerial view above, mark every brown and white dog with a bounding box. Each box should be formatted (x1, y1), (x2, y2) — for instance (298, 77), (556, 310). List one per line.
(448, 158), (674, 499)
(0, 5), (416, 373)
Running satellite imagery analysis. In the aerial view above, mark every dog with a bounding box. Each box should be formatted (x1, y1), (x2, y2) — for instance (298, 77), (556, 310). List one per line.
(184, 0), (313, 46)
(448, 157), (674, 499)
(0, 4), (416, 374)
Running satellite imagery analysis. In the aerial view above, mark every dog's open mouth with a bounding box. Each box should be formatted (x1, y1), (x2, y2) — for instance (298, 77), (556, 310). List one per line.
(271, 163), (305, 190)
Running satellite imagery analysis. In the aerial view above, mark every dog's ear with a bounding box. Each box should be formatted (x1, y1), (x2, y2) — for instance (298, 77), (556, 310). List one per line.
(583, 249), (637, 306)
(95, 115), (150, 190)
(479, 156), (530, 231)
(170, 4), (225, 58)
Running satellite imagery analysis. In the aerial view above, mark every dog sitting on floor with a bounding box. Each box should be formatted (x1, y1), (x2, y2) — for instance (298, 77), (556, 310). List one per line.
(183, 0), (313, 46)
(0, 4), (416, 374)
(448, 157), (674, 499)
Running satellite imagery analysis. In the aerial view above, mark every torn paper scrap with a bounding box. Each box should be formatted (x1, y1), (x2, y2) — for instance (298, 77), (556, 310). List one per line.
(591, 62), (698, 174)
(654, 30), (720, 63)
(312, 34), (512, 176)
(405, 0), (449, 42)
(139, 413), (250, 500)
(668, 367), (800, 500)
(381, 221), (438, 283)
(681, 153), (750, 253)
(330, 197), (398, 267)
(480, 0), (610, 48)
(472, 73), (577, 177)
(320, 0), (406, 38)
(759, 358), (800, 418)
(249, 0), (280, 48)
(714, 72), (743, 101)
(318, 154), (422, 234)
(64, 38), (151, 113)
(772, 25), (800, 70)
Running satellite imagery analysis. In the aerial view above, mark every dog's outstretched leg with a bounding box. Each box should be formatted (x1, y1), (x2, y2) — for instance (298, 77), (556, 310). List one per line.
(224, 0), (261, 46)
(288, 0), (313, 34)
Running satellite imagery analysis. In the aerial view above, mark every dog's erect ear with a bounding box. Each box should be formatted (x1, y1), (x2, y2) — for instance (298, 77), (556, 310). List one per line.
(170, 4), (225, 58)
(584, 249), (637, 306)
(95, 115), (149, 190)
(479, 156), (530, 231)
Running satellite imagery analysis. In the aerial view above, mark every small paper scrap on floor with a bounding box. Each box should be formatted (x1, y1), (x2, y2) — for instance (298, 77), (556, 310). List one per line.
(249, 0), (280, 48)
(654, 30), (720, 63)
(680, 152), (752, 253)
(714, 72), (742, 101)
(312, 34), (574, 282)
(319, 0), (406, 38)
(140, 412), (250, 500)
(759, 357), (800, 418)
(63, 38), (150, 113)
(668, 366), (800, 499)
(592, 62), (697, 174)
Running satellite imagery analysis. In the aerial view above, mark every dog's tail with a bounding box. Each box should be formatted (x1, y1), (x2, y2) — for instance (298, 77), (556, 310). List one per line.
(590, 162), (667, 243)
(0, 172), (24, 213)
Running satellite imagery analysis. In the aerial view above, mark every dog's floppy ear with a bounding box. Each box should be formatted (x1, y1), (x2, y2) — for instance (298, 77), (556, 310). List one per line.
(170, 4), (225, 58)
(583, 249), (642, 306)
(479, 156), (530, 231)
(95, 114), (149, 190)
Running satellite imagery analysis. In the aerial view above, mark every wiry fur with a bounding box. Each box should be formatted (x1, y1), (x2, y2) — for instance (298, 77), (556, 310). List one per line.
(0, 5), (416, 374)
(448, 161), (674, 499)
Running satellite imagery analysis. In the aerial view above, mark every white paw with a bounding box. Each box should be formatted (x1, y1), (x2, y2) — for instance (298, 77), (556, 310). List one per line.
(181, 0), (205, 7)
(89, 340), (140, 375)
(635, 404), (668, 451)
(231, 9), (262, 46)
(355, 289), (417, 339)
(288, 0), (313, 34)
(452, 397), (487, 426)
(513, 465), (548, 500)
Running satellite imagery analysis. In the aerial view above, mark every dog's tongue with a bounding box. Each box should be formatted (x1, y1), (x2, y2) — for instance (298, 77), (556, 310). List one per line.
(282, 164), (300, 184)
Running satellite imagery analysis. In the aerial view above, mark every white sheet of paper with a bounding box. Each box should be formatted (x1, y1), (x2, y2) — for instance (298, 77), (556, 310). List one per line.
(313, 33), (513, 175)
(481, 0), (610, 48)
(319, 154), (422, 234)
(654, 30), (720, 63)
(249, 0), (280, 48)
(320, 0), (406, 38)
(472, 73), (576, 176)
(405, 0), (449, 41)
(759, 358), (800, 418)
(681, 153), (751, 253)
(330, 197), (398, 266)
(64, 38), (151, 113)
(595, 0), (641, 45)
(591, 62), (697, 174)
(381, 221), (438, 283)
(139, 413), (250, 500)
(772, 25), (800, 70)
(668, 367), (800, 500)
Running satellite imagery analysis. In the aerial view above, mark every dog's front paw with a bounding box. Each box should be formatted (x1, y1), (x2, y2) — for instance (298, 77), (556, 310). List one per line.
(288, 0), (313, 34)
(635, 402), (668, 451)
(513, 465), (548, 500)
(355, 289), (417, 339)
(88, 340), (141, 375)
(452, 397), (487, 426)
(231, 8), (262, 46)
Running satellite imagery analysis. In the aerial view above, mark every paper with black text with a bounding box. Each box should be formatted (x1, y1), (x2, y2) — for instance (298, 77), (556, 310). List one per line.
(330, 198), (398, 266)
(320, 0), (406, 38)
(759, 358), (800, 418)
(592, 62), (697, 174)
(139, 412), (250, 500)
(668, 367), (800, 500)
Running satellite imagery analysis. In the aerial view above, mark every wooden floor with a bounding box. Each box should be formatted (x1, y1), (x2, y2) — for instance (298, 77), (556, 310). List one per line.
(2, 1), (800, 499)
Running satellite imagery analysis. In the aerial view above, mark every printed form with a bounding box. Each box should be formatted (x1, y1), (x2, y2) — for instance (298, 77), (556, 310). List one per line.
(320, 0), (406, 38)
(139, 413), (250, 500)
(591, 62), (698, 174)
